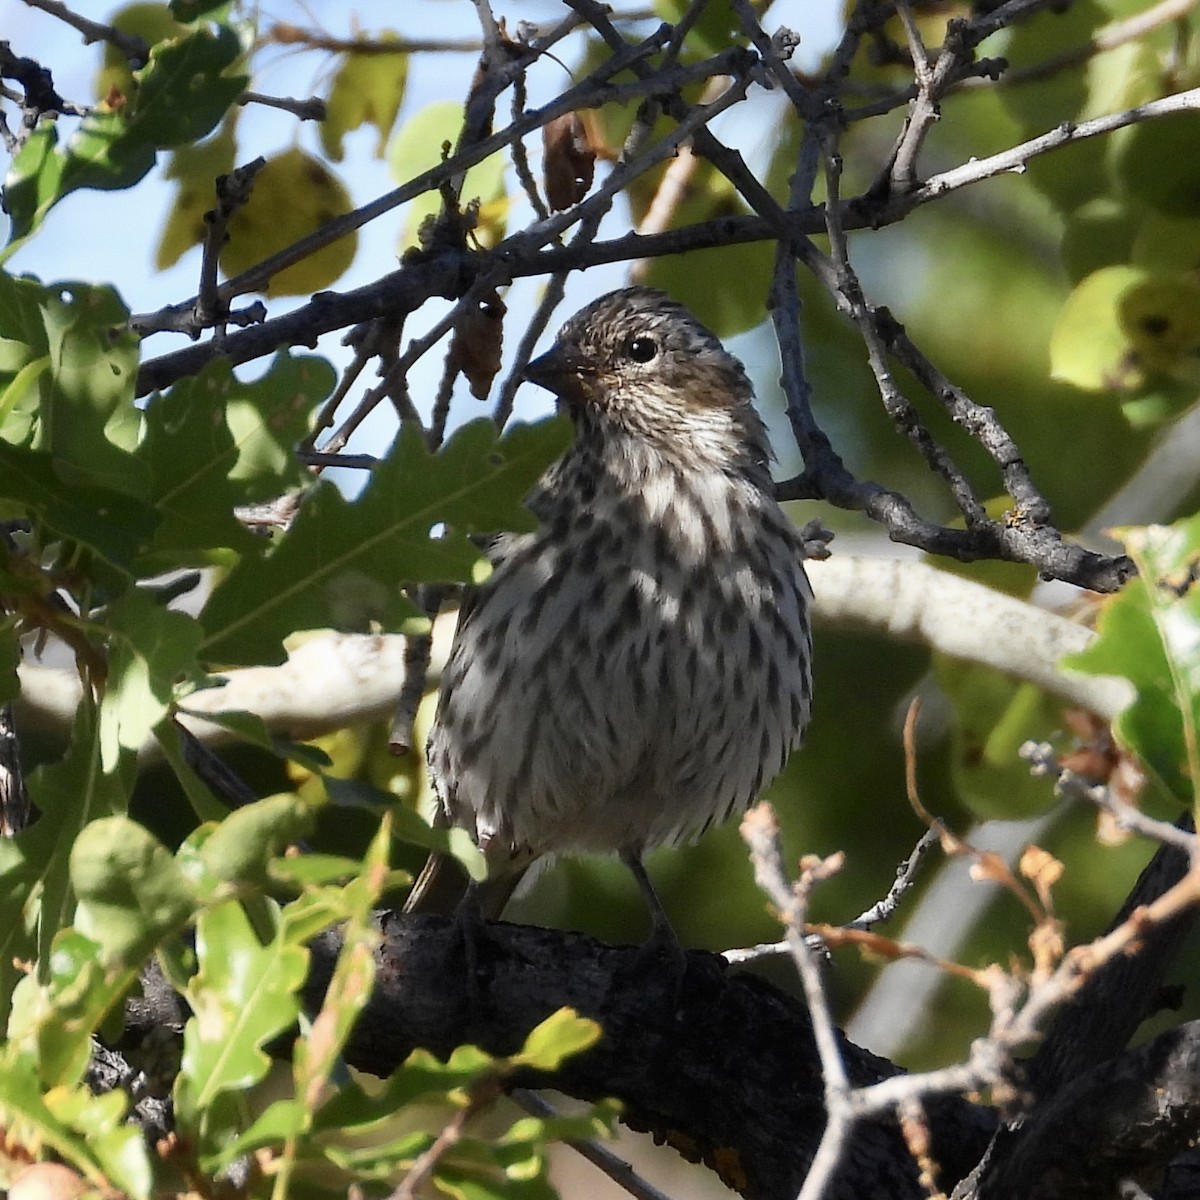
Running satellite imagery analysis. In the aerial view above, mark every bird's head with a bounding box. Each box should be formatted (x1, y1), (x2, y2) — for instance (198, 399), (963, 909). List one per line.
(523, 287), (770, 473)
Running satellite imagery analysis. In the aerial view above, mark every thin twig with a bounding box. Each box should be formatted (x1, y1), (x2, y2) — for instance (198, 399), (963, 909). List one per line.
(195, 157), (266, 332)
(740, 805), (855, 1198)
(509, 72), (549, 222)
(238, 91), (326, 121)
(847, 829), (942, 932)
(129, 25), (692, 332)
(821, 142), (990, 529)
(389, 1077), (503, 1200)
(509, 1090), (677, 1200)
(20, 0), (149, 63)
(1021, 741), (1199, 857)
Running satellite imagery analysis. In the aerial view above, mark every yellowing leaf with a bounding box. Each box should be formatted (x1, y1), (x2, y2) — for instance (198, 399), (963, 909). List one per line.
(514, 1008), (601, 1071)
(220, 149), (357, 296)
(156, 120), (238, 270)
(1118, 274), (1200, 378)
(1049, 265), (1147, 391)
(93, 3), (187, 104)
(320, 38), (408, 161)
(387, 101), (507, 249)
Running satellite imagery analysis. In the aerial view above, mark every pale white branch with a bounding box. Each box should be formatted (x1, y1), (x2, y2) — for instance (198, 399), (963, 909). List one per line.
(807, 556), (1133, 719)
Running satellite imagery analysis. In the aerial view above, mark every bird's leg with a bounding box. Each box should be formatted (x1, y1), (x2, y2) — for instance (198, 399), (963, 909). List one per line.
(621, 849), (681, 947)
(621, 849), (690, 1007)
(454, 878), (486, 992)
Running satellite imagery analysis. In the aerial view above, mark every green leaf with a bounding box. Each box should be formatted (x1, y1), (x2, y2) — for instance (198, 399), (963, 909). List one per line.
(0, 442), (159, 569)
(130, 24), (247, 148)
(1066, 515), (1200, 805)
(0, 273), (146, 497)
(4, 24), (246, 240)
(7, 928), (131, 1086)
(40, 279), (143, 490)
(0, 1050), (112, 1187)
(389, 101), (508, 249)
(99, 588), (205, 768)
(44, 1085), (153, 1200)
(267, 853), (366, 888)
(53, 110), (159, 203)
(94, 4), (188, 104)
(198, 416), (570, 665)
(136, 352), (331, 567)
(1, 125), (66, 251)
(320, 39), (408, 161)
(248, 820), (390, 1171)
(499, 1099), (620, 1151)
(221, 352), (333, 497)
(320, 777), (484, 876)
(1049, 265), (1146, 392)
(935, 658), (1065, 820)
(0, 352), (50, 444)
(170, 0), (231, 19)
(314, 1043), (498, 1137)
(196, 793), (315, 888)
(1116, 111), (1200, 216)
(152, 718), (234, 824)
(175, 899), (308, 1154)
(137, 375), (263, 561)
(512, 1008), (602, 1072)
(0, 836), (41, 1031)
(271, 885), (353, 946)
(169, 705), (332, 774)
(20, 706), (135, 977)
(71, 816), (195, 963)
(999, 11), (1158, 213)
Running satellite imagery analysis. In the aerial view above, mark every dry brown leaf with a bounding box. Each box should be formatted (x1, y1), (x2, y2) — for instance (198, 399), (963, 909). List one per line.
(543, 112), (596, 211)
(450, 289), (507, 400)
(1018, 844), (1063, 911)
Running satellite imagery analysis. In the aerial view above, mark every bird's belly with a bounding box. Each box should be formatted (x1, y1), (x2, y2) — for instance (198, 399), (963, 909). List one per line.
(429, 540), (811, 864)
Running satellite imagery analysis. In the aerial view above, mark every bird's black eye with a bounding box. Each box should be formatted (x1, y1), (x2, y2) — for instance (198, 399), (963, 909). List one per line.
(624, 335), (658, 363)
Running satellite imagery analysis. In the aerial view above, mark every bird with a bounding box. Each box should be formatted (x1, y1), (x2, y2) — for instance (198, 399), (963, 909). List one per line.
(405, 286), (813, 941)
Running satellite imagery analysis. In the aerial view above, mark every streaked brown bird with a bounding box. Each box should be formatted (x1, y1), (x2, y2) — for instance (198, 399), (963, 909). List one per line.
(406, 286), (813, 939)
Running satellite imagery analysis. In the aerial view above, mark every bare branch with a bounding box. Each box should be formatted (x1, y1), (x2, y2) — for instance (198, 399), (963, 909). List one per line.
(19, 0), (149, 64)
(237, 91), (326, 121)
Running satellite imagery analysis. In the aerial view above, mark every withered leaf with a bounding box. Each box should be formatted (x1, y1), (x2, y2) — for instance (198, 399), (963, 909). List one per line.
(543, 112), (596, 211)
(450, 289), (507, 400)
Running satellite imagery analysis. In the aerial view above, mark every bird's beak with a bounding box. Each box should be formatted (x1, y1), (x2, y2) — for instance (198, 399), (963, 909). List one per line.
(523, 342), (591, 397)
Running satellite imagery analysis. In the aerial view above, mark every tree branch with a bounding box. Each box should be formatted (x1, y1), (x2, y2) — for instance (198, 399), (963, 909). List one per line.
(297, 915), (994, 1200)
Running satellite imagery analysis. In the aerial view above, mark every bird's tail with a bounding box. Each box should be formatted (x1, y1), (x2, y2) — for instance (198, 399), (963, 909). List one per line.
(402, 850), (525, 920)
